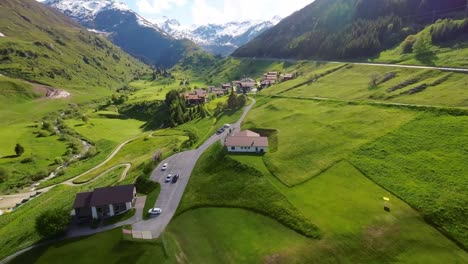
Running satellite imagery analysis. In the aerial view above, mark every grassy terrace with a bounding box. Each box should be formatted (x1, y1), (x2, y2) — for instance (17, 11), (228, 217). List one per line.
(275, 64), (468, 108)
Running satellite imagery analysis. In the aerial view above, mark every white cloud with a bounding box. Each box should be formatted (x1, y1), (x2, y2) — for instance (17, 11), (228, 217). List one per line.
(136, 0), (187, 14)
(191, 0), (312, 25)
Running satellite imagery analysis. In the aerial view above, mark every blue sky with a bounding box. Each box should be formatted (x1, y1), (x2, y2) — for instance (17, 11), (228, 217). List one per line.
(121, 0), (313, 26)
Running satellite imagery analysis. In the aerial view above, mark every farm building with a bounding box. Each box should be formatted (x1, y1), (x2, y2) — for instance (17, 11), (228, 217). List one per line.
(225, 130), (269, 153)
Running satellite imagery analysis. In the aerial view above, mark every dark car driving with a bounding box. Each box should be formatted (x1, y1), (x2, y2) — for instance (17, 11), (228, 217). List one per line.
(172, 174), (179, 183)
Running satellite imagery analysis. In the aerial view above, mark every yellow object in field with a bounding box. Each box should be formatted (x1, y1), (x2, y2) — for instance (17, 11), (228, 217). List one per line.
(383, 197), (390, 201)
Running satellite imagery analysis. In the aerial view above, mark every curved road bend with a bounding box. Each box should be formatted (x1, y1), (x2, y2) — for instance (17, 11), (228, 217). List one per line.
(132, 98), (256, 238)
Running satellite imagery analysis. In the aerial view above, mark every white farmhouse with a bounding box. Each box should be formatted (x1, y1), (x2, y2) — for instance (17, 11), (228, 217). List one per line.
(225, 130), (269, 153)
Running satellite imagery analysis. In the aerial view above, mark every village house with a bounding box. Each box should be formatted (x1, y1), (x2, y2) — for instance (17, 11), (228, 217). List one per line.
(225, 130), (269, 153)
(183, 89), (207, 105)
(281, 73), (295, 81)
(209, 87), (227, 97)
(233, 78), (256, 94)
(222, 83), (232, 91)
(71, 185), (136, 222)
(260, 72), (279, 88)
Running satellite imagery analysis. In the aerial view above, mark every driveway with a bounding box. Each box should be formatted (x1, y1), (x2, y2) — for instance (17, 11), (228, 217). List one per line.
(132, 98), (256, 238)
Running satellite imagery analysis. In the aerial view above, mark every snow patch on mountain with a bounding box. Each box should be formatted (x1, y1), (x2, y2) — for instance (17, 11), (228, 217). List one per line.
(0, 32), (5, 37)
(42, 0), (161, 32)
(44, 0), (129, 23)
(159, 17), (282, 55)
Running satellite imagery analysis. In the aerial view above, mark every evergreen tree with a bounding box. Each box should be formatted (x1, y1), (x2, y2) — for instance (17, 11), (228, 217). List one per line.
(15, 143), (25, 157)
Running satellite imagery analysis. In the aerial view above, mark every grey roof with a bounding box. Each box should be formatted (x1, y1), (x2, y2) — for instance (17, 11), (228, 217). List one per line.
(73, 192), (93, 209)
(73, 185), (135, 208)
(90, 185), (135, 207)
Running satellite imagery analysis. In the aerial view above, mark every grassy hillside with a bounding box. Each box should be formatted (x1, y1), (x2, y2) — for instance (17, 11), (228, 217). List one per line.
(233, 0), (468, 64)
(0, 0), (150, 92)
(372, 19), (468, 67)
(243, 98), (417, 186)
(351, 114), (468, 247)
(258, 63), (468, 108)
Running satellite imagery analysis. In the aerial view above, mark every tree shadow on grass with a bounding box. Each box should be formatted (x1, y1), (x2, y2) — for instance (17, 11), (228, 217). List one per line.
(1, 155), (19, 159)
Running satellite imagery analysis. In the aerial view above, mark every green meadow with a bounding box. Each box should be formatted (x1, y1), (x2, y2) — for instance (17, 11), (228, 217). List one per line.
(3, 57), (468, 263)
(243, 98), (417, 186)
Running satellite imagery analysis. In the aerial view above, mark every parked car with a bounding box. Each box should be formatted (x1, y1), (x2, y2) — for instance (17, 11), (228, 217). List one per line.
(161, 163), (168, 171)
(148, 208), (162, 215)
(224, 124), (231, 128)
(172, 174), (180, 184)
(216, 129), (223, 135)
(165, 173), (173, 183)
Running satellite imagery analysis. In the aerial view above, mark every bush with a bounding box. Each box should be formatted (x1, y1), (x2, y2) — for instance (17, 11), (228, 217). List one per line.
(54, 157), (64, 165)
(21, 157), (35, 164)
(31, 170), (49, 181)
(135, 176), (159, 195)
(35, 208), (71, 238)
(37, 131), (49, 138)
(0, 168), (9, 183)
(401, 35), (416, 53)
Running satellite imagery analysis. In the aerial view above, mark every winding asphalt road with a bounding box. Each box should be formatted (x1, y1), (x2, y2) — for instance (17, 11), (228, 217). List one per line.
(132, 98), (256, 238)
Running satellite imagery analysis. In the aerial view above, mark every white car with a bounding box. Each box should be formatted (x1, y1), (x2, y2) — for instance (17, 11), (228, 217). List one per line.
(165, 173), (173, 183)
(148, 208), (162, 215)
(224, 124), (231, 128)
(161, 163), (168, 171)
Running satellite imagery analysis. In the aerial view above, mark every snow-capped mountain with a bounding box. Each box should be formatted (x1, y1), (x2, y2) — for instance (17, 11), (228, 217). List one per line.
(39, 0), (196, 67)
(159, 16), (282, 56)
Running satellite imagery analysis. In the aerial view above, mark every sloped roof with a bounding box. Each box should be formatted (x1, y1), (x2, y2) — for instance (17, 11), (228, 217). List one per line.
(90, 185), (135, 207)
(226, 130), (268, 147)
(73, 185), (135, 208)
(233, 130), (260, 137)
(225, 136), (269, 147)
(73, 192), (93, 209)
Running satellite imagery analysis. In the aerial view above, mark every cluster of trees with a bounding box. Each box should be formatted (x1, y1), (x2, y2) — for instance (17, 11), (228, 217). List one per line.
(151, 66), (172, 81)
(227, 91), (247, 110)
(165, 90), (208, 127)
(431, 19), (468, 43)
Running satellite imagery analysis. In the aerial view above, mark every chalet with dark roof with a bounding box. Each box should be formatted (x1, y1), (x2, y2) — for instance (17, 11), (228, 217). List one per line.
(72, 185), (136, 221)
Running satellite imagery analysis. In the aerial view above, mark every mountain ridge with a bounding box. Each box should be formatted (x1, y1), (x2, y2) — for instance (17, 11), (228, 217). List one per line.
(0, 0), (150, 91)
(41, 0), (200, 67)
(159, 16), (282, 56)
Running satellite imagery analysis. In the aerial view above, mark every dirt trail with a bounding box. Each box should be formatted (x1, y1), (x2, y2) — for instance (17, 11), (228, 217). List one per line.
(0, 137), (138, 210)
(29, 82), (71, 99)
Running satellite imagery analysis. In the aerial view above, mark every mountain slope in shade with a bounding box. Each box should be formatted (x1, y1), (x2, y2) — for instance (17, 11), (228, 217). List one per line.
(0, 0), (149, 91)
(160, 17), (282, 56)
(42, 0), (200, 67)
(233, 0), (467, 60)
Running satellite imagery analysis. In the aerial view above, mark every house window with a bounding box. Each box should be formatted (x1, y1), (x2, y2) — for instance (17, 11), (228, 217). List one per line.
(231, 147), (235, 150)
(113, 203), (127, 214)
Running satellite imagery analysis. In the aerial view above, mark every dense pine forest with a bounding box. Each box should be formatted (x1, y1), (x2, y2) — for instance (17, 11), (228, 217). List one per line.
(233, 0), (468, 59)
